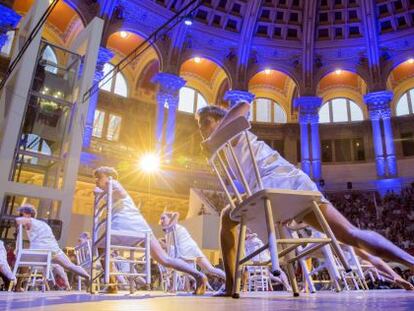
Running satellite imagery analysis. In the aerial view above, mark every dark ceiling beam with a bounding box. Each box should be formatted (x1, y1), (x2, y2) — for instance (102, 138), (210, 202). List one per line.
(360, 0), (384, 91)
(233, 0), (263, 90)
(300, 0), (319, 96)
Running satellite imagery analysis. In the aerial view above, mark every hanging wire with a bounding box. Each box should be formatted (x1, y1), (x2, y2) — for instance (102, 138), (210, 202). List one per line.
(0, 0), (61, 91)
(82, 0), (204, 103)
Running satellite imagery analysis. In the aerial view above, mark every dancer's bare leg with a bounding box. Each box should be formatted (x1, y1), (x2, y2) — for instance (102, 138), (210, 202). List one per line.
(354, 248), (414, 290)
(53, 253), (90, 280)
(150, 237), (207, 295)
(0, 263), (15, 281)
(268, 268), (291, 291)
(303, 203), (414, 269)
(217, 206), (239, 296)
(196, 257), (226, 280)
(52, 264), (71, 290)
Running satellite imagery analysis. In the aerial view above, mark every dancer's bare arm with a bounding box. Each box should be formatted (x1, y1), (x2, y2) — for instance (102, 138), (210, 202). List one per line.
(15, 217), (31, 226)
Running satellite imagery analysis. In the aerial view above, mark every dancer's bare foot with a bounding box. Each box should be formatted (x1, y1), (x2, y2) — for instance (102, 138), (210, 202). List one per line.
(394, 277), (414, 291)
(102, 285), (118, 294)
(193, 273), (207, 295)
(212, 287), (232, 297)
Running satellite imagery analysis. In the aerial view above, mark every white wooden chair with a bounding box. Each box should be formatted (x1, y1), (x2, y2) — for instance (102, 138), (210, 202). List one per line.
(9, 224), (54, 292)
(202, 116), (351, 298)
(164, 226), (197, 292)
(74, 239), (98, 291)
(90, 181), (151, 294)
(336, 244), (369, 290)
(245, 265), (271, 292)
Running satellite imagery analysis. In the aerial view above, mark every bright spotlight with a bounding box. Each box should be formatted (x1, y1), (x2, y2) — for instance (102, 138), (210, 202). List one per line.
(139, 153), (160, 173)
(184, 15), (193, 26)
(335, 69), (342, 75)
(194, 57), (201, 63)
(408, 58), (414, 64)
(120, 31), (128, 38)
(264, 68), (271, 74)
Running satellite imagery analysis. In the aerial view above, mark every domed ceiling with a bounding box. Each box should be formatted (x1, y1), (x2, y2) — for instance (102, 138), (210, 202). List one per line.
(149, 0), (414, 42)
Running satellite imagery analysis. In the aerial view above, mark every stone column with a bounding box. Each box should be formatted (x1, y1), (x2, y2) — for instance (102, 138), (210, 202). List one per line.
(364, 90), (397, 177)
(310, 121), (321, 180)
(0, 3), (21, 51)
(82, 47), (114, 147)
(152, 73), (186, 160)
(223, 89), (255, 108)
(294, 96), (323, 180)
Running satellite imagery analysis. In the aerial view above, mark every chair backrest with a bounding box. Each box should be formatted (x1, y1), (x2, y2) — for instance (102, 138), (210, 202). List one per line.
(15, 223), (24, 255)
(75, 240), (92, 267)
(201, 116), (262, 210)
(15, 223), (51, 264)
(92, 177), (113, 244)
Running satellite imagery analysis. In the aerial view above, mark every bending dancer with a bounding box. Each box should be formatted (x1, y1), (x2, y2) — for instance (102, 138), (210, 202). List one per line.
(244, 229), (291, 291)
(94, 167), (207, 294)
(160, 212), (226, 281)
(15, 204), (90, 290)
(196, 104), (414, 295)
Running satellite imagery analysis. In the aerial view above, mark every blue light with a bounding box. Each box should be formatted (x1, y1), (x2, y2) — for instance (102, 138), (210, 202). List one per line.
(184, 18), (193, 26)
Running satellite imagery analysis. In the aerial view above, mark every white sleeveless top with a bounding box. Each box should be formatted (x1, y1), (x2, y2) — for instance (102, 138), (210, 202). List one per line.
(229, 131), (324, 199)
(111, 195), (151, 234)
(165, 224), (204, 259)
(27, 218), (61, 254)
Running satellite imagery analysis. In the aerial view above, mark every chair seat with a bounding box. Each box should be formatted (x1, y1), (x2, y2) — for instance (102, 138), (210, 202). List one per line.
(230, 189), (321, 242)
(97, 230), (150, 248)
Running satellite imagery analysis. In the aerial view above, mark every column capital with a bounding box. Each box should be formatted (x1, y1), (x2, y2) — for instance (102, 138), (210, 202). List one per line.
(224, 90), (255, 107)
(294, 96), (323, 124)
(152, 73), (185, 110)
(152, 72), (186, 93)
(364, 90), (393, 119)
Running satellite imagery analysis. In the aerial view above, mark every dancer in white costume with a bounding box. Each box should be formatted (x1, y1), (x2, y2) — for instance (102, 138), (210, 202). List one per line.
(15, 204), (90, 290)
(244, 229), (291, 291)
(0, 240), (15, 282)
(160, 212), (225, 280)
(94, 167), (207, 294)
(196, 104), (414, 295)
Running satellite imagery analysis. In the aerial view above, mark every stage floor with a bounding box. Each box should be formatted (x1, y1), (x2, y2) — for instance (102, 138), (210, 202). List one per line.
(0, 289), (413, 311)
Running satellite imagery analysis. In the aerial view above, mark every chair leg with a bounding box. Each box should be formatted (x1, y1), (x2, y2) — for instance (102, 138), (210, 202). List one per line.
(311, 201), (351, 272)
(264, 198), (281, 277)
(232, 215), (246, 299)
(277, 224), (299, 297)
(300, 259), (316, 293)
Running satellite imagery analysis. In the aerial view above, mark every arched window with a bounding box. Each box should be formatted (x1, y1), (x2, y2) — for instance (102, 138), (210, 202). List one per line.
(396, 89), (414, 116)
(178, 87), (208, 113)
(250, 98), (287, 124)
(319, 98), (364, 123)
(42, 45), (58, 74)
(98, 63), (128, 97)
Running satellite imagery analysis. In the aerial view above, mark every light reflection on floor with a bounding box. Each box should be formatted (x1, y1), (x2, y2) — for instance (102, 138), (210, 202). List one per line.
(0, 290), (413, 311)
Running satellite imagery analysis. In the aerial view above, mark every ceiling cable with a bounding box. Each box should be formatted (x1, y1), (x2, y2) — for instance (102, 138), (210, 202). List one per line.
(82, 0), (204, 103)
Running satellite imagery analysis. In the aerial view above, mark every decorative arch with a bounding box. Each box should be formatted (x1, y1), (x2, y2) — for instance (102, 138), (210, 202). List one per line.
(179, 52), (233, 89)
(105, 27), (164, 72)
(248, 69), (297, 122)
(315, 63), (370, 93)
(316, 69), (367, 118)
(179, 57), (231, 105)
(13, 0), (85, 46)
